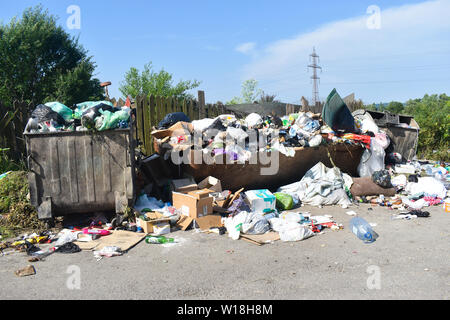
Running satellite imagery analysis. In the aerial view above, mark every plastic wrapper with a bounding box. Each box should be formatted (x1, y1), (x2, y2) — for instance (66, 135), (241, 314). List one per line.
(274, 193), (294, 210)
(45, 102), (74, 122)
(357, 139), (386, 177)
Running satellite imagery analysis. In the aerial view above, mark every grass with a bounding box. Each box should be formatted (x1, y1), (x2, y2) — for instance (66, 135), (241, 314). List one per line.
(0, 148), (26, 173)
(0, 171), (46, 240)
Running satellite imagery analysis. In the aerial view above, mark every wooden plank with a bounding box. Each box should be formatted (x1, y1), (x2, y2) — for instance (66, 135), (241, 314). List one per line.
(148, 95), (156, 154)
(143, 95), (151, 156)
(167, 96), (173, 115)
(193, 101), (199, 121)
(164, 96), (170, 117)
(187, 99), (195, 121)
(135, 95), (145, 151)
(181, 99), (187, 118)
(156, 96), (163, 127)
(198, 90), (205, 119)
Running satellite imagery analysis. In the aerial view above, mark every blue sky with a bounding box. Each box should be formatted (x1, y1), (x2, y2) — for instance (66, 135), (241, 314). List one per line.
(1, 0), (449, 104)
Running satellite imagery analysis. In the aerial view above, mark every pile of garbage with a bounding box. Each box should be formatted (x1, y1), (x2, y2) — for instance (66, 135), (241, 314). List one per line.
(152, 90), (375, 161)
(153, 111), (374, 161)
(24, 101), (131, 134)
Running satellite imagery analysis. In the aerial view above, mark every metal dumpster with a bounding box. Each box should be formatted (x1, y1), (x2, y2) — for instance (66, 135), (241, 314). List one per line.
(25, 128), (136, 223)
(353, 109), (420, 161)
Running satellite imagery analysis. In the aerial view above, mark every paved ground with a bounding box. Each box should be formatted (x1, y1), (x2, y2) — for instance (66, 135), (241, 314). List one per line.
(0, 203), (448, 300)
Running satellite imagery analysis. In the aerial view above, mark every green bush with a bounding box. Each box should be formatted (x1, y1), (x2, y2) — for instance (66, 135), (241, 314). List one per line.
(0, 148), (26, 173)
(404, 94), (450, 162)
(0, 171), (29, 214)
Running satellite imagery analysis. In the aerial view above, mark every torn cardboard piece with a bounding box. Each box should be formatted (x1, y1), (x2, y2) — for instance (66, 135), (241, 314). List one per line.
(198, 176), (222, 192)
(151, 122), (193, 139)
(15, 265), (36, 277)
(176, 216), (194, 231)
(74, 230), (146, 252)
(171, 177), (198, 193)
(195, 215), (223, 231)
(240, 232), (280, 246)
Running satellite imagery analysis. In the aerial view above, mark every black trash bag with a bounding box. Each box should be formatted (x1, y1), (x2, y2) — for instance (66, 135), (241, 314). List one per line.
(31, 104), (67, 125)
(372, 169), (393, 188)
(408, 174), (419, 183)
(157, 112), (190, 129)
(408, 210), (430, 218)
(205, 117), (226, 132)
(57, 242), (81, 254)
(322, 88), (355, 133)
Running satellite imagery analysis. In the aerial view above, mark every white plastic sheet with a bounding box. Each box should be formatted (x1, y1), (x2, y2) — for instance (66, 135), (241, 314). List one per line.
(277, 162), (352, 207)
(357, 139), (386, 177)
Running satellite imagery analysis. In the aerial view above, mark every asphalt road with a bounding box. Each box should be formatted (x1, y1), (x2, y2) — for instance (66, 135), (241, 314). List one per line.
(0, 204), (448, 300)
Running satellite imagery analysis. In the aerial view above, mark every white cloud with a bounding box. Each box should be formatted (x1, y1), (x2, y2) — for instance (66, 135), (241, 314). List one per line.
(235, 42), (256, 54)
(241, 0), (450, 103)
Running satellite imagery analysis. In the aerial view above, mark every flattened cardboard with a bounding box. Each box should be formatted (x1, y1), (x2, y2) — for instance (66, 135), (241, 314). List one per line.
(197, 176), (223, 192)
(195, 215), (223, 231)
(240, 232), (280, 245)
(74, 230), (146, 251)
(176, 216), (194, 231)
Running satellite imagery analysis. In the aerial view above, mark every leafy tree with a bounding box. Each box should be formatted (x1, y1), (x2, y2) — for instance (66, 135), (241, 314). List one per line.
(119, 62), (201, 99)
(403, 94), (449, 161)
(227, 79), (263, 104)
(0, 5), (103, 107)
(385, 101), (404, 114)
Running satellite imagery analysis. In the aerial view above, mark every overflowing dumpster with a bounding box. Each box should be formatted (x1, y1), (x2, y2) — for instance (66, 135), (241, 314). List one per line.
(25, 127), (136, 224)
(352, 109), (420, 161)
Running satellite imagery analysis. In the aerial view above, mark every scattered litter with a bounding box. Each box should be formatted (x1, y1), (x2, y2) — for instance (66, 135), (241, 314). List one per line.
(15, 265), (36, 277)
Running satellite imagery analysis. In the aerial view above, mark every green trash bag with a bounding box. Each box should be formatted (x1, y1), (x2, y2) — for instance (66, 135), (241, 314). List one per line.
(45, 102), (74, 122)
(321, 88), (355, 133)
(274, 193), (294, 210)
(74, 101), (114, 119)
(96, 110), (130, 131)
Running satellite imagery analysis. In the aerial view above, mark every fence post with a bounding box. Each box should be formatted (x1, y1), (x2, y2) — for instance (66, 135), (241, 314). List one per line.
(143, 95), (151, 156)
(198, 91), (205, 119)
(135, 95), (145, 151)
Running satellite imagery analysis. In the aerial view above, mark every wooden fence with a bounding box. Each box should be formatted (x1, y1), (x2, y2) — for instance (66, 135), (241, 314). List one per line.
(0, 100), (32, 161)
(135, 91), (228, 156)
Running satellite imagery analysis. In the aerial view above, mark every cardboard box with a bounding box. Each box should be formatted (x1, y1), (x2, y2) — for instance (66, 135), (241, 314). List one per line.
(197, 176), (222, 192)
(187, 188), (214, 200)
(172, 191), (213, 219)
(151, 122), (193, 140)
(136, 212), (171, 234)
(244, 189), (276, 213)
(171, 177), (198, 193)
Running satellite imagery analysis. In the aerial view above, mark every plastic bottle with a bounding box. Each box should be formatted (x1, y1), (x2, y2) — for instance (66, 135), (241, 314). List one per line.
(82, 228), (111, 236)
(145, 236), (175, 244)
(349, 217), (378, 243)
